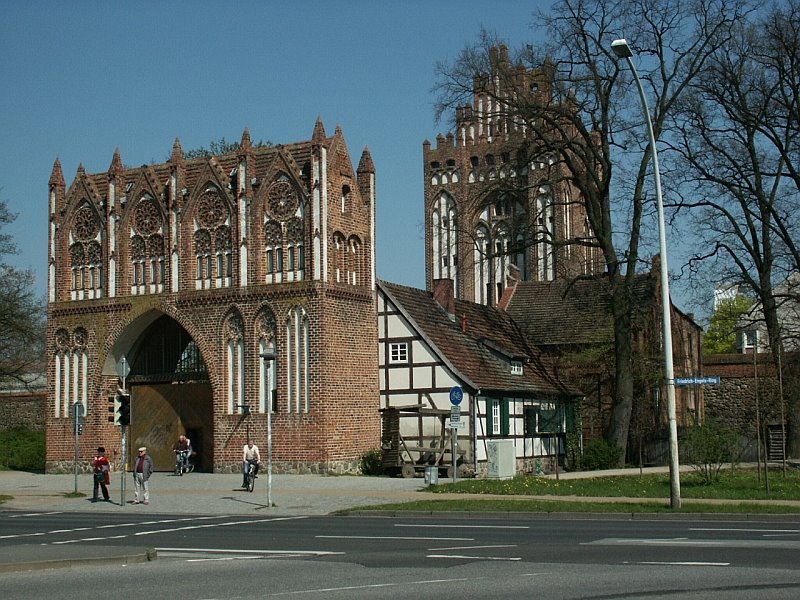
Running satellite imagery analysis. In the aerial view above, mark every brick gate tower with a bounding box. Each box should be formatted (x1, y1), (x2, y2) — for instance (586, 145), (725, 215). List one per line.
(423, 45), (604, 305)
(46, 121), (379, 473)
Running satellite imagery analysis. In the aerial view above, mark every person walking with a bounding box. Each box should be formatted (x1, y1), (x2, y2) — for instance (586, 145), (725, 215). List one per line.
(91, 447), (111, 502)
(132, 446), (153, 505)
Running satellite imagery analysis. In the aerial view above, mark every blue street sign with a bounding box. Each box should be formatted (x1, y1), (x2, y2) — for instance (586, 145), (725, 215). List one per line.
(675, 376), (721, 386)
(450, 386), (463, 406)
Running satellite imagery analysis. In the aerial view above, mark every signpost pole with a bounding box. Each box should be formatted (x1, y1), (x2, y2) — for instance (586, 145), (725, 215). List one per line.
(117, 357), (130, 507)
(72, 403), (83, 494)
(449, 386), (463, 484)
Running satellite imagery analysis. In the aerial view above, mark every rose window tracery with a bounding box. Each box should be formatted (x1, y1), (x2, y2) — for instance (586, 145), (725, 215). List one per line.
(194, 229), (212, 254)
(256, 312), (276, 339)
(196, 190), (228, 228)
(225, 313), (244, 342)
(267, 180), (299, 221)
(134, 198), (161, 236)
(131, 236), (146, 260)
(147, 234), (164, 256)
(70, 243), (85, 266)
(286, 217), (303, 242)
(73, 328), (88, 349)
(55, 329), (70, 352)
(86, 241), (102, 264)
(215, 225), (232, 250)
(264, 221), (282, 245)
(73, 205), (100, 242)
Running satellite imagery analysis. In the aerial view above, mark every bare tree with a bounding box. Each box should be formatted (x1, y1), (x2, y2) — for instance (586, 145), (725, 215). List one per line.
(671, 1), (800, 453)
(0, 194), (45, 385)
(432, 0), (746, 463)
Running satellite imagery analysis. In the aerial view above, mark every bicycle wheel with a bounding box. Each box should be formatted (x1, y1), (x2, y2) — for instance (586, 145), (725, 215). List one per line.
(247, 467), (255, 492)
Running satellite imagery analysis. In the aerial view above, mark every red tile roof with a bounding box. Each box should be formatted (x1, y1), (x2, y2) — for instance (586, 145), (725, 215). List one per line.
(380, 281), (580, 399)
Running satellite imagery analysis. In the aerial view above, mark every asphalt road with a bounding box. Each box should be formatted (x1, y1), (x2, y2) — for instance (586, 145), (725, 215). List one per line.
(3, 510), (800, 598)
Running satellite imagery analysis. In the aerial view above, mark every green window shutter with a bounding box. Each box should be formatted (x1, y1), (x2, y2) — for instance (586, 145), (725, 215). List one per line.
(486, 398), (494, 437)
(501, 400), (510, 436)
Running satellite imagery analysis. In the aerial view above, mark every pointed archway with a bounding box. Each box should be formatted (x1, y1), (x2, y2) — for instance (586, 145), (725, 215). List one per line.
(109, 312), (213, 471)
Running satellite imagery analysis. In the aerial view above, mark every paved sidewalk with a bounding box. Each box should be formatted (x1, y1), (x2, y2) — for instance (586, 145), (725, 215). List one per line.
(0, 470), (426, 516)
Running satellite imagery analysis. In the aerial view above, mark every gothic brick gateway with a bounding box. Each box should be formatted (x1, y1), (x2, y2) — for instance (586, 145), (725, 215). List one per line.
(46, 121), (380, 473)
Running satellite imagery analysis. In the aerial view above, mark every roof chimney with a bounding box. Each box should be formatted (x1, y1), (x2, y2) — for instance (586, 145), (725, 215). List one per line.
(433, 278), (456, 319)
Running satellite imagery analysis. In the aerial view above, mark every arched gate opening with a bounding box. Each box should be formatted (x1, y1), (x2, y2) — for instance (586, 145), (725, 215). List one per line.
(118, 313), (212, 472)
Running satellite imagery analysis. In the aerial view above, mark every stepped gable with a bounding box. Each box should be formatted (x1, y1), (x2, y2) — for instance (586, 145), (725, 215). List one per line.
(381, 281), (576, 396)
(504, 274), (657, 347)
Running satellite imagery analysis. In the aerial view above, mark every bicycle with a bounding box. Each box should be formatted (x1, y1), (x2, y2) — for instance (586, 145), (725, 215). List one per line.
(244, 459), (259, 492)
(174, 450), (193, 476)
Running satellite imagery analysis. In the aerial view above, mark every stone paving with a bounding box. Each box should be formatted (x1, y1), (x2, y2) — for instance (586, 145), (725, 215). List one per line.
(0, 470), (427, 516)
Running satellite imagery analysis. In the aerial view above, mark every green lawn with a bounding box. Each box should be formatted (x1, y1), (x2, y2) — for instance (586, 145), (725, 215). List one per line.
(352, 467), (800, 514)
(428, 467), (800, 501)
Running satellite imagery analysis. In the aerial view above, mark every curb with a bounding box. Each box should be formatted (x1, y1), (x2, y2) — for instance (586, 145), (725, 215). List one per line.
(0, 545), (157, 574)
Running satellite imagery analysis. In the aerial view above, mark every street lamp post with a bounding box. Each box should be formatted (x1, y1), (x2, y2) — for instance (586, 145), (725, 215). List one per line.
(611, 38), (681, 509)
(260, 349), (276, 508)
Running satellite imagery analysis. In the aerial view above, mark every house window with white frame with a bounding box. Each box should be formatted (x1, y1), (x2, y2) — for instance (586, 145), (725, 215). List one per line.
(491, 399), (501, 435)
(389, 342), (408, 364)
(510, 360), (523, 375)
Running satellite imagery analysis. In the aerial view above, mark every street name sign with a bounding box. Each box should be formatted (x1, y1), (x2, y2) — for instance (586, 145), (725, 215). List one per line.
(675, 376), (721, 386)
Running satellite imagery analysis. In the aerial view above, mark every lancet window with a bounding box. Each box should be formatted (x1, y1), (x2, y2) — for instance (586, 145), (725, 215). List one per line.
(70, 203), (103, 300)
(194, 187), (232, 290)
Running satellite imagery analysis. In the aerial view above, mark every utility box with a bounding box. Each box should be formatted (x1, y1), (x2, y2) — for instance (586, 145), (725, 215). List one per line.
(486, 440), (516, 479)
(424, 465), (439, 485)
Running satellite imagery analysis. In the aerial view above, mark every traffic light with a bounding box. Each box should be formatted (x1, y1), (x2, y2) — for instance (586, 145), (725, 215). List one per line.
(115, 388), (131, 426)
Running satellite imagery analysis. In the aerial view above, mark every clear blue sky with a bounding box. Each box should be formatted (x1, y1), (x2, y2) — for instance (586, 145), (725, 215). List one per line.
(0, 1), (544, 300)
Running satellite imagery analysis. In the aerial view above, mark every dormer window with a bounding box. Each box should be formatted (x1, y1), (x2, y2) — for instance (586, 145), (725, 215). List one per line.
(510, 360), (523, 375)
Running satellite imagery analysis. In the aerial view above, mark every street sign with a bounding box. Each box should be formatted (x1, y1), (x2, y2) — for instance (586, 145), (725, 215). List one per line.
(70, 402), (85, 418)
(116, 356), (130, 380)
(446, 420), (465, 429)
(450, 405), (460, 423)
(675, 376), (720, 386)
(449, 386), (463, 406)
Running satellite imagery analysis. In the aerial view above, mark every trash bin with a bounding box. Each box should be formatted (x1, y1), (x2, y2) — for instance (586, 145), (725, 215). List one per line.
(424, 465), (439, 485)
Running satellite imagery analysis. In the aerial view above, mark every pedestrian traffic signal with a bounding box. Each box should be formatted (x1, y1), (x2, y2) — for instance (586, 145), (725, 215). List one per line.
(115, 388), (131, 426)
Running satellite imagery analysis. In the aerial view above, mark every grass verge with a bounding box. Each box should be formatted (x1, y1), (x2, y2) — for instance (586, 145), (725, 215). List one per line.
(350, 497), (800, 514)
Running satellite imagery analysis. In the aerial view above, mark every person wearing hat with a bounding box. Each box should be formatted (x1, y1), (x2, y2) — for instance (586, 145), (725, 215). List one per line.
(132, 446), (153, 505)
(91, 447), (111, 502)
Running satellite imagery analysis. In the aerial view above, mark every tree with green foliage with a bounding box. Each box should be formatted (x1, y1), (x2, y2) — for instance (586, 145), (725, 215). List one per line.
(183, 136), (272, 159)
(703, 295), (754, 354)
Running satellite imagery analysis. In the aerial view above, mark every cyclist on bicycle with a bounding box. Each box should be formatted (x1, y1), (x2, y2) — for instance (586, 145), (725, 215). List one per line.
(174, 434), (192, 473)
(242, 439), (261, 488)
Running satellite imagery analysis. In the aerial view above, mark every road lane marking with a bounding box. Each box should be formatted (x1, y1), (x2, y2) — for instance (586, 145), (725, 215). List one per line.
(156, 547), (344, 557)
(395, 524), (529, 530)
(316, 535), (473, 541)
(266, 577), (480, 596)
(633, 561), (730, 567)
(36, 515), (308, 545)
(428, 553), (521, 561)
(690, 528), (800, 534)
(429, 544), (518, 551)
(586, 537), (800, 549)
